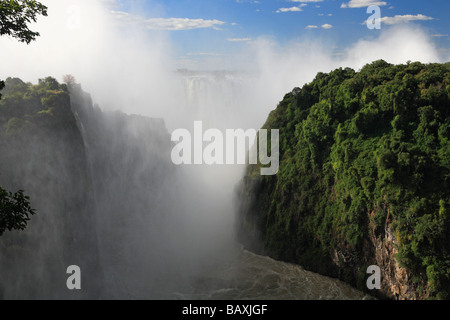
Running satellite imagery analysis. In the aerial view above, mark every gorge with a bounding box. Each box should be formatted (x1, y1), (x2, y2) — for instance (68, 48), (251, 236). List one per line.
(0, 72), (371, 300)
(1, 59), (449, 300)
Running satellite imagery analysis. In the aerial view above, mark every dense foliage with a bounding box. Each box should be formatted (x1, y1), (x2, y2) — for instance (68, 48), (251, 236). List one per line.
(0, 76), (74, 148)
(238, 60), (450, 299)
(0, 187), (35, 236)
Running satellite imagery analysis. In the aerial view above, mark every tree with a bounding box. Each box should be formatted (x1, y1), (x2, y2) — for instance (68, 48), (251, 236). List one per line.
(0, 187), (36, 236)
(0, 0), (48, 44)
(62, 74), (77, 88)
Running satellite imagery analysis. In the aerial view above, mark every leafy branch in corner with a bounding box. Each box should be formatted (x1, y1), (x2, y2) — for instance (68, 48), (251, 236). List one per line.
(0, 0), (48, 44)
(0, 187), (36, 236)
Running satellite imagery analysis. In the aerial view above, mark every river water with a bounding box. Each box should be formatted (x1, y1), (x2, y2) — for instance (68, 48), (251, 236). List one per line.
(169, 244), (373, 300)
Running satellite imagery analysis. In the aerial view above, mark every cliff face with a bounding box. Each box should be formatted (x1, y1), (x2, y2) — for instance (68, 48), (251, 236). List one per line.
(368, 223), (419, 299)
(0, 77), (101, 299)
(236, 60), (450, 300)
(69, 84), (178, 298)
(331, 215), (422, 299)
(0, 77), (175, 299)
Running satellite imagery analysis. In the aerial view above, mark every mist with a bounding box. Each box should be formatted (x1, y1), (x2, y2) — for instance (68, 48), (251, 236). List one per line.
(0, 0), (448, 299)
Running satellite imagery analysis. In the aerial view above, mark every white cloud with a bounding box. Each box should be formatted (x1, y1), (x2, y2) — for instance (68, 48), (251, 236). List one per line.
(110, 10), (226, 30)
(341, 0), (387, 8)
(342, 26), (442, 67)
(276, 4), (307, 13)
(227, 38), (252, 42)
(375, 14), (435, 25)
(186, 52), (224, 56)
(305, 24), (332, 29)
(291, 0), (323, 2)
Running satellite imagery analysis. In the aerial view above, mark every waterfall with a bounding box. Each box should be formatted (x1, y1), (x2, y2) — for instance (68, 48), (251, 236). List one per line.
(0, 75), (371, 300)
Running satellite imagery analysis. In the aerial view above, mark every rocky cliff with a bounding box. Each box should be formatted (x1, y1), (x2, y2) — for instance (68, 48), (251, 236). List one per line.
(0, 77), (175, 299)
(236, 60), (450, 300)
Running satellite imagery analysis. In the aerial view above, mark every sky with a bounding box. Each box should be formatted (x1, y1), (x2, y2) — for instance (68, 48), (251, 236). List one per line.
(107, 0), (450, 68)
(1, 0), (449, 123)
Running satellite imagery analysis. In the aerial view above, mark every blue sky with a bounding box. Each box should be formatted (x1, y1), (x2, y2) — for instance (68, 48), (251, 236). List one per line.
(109, 0), (450, 65)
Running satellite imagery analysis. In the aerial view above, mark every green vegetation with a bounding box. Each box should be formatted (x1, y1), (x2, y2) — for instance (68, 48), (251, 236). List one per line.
(0, 187), (35, 236)
(238, 60), (450, 299)
(0, 76), (71, 127)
